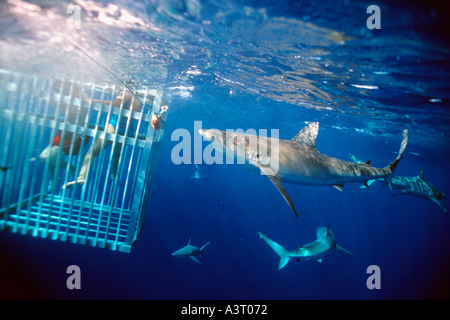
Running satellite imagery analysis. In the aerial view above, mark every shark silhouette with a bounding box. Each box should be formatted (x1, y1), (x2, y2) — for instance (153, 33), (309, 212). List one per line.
(171, 237), (210, 264)
(258, 225), (353, 270)
(190, 164), (206, 179)
(199, 122), (408, 218)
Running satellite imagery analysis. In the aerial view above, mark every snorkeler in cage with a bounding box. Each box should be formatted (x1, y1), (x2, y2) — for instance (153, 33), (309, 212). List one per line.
(38, 81), (90, 186)
(62, 88), (143, 189)
(0, 69), (170, 252)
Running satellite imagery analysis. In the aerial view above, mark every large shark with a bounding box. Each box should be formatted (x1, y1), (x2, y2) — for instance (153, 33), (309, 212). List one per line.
(258, 225), (353, 270)
(171, 237), (211, 264)
(199, 122), (408, 218)
(386, 168), (446, 212)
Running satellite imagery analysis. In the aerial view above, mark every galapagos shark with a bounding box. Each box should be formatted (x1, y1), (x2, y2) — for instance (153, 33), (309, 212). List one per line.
(171, 237), (211, 264)
(258, 225), (353, 270)
(199, 122), (408, 218)
(190, 164), (206, 179)
(386, 168), (446, 212)
(349, 154), (446, 212)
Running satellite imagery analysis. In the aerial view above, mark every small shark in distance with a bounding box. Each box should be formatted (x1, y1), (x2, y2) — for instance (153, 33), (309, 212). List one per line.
(386, 168), (446, 212)
(258, 225), (353, 270)
(348, 153), (376, 188)
(171, 237), (211, 264)
(349, 154), (446, 212)
(199, 122), (408, 218)
(190, 164), (206, 179)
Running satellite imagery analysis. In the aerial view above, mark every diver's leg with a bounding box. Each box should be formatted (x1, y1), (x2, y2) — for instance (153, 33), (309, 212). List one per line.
(63, 124), (114, 188)
(39, 145), (71, 187)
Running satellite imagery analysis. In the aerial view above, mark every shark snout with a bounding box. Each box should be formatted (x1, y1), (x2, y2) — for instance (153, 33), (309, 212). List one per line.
(198, 128), (222, 142)
(198, 128), (211, 140)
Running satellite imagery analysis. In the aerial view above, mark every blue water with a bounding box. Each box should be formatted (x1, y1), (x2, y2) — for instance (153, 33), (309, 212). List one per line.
(0, 0), (449, 300)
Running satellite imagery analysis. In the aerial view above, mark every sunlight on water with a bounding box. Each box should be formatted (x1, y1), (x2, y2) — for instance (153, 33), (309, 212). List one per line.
(1, 0), (448, 124)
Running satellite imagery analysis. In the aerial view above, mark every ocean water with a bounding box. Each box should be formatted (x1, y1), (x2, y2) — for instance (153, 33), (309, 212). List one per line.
(0, 0), (449, 301)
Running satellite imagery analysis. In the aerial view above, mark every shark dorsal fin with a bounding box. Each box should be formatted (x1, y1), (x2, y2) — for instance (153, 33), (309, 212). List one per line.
(291, 122), (319, 148)
(188, 237), (192, 245)
(418, 167), (425, 179)
(326, 223), (331, 238)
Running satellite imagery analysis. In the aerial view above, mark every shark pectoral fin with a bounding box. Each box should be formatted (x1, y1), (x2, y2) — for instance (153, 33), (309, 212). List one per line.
(278, 256), (291, 270)
(274, 180), (299, 219)
(199, 242), (211, 256)
(361, 179), (375, 188)
(332, 184), (344, 192)
(190, 256), (202, 264)
(336, 244), (354, 256)
(315, 258), (322, 263)
(431, 197), (447, 212)
(261, 169), (298, 219)
(384, 178), (394, 194)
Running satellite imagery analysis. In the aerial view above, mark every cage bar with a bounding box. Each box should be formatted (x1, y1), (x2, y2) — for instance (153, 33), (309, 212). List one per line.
(0, 69), (169, 252)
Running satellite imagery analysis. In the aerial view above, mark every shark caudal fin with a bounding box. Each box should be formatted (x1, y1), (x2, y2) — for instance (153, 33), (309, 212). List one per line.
(258, 231), (291, 270)
(384, 129), (408, 175)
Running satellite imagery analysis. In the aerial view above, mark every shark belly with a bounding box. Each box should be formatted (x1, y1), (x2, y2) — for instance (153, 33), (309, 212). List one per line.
(277, 148), (385, 186)
(172, 246), (198, 257)
(290, 239), (334, 260)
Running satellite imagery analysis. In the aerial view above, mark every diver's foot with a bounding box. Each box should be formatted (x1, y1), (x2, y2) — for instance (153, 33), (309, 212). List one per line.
(62, 178), (85, 189)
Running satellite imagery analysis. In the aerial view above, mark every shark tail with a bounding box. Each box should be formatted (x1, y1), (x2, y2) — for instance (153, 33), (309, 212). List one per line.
(384, 129), (408, 175)
(258, 231), (291, 270)
(199, 242), (210, 256)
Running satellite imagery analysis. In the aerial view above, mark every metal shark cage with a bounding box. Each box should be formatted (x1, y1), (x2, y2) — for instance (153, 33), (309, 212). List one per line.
(0, 69), (169, 252)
